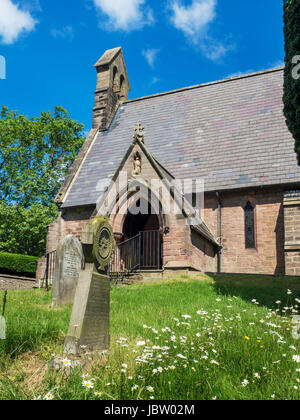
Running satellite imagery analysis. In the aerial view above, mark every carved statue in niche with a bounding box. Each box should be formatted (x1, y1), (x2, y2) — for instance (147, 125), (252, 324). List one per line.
(133, 152), (141, 176)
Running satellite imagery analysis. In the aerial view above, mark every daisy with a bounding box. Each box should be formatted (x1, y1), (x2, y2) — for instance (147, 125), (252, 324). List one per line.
(147, 386), (154, 393)
(82, 380), (94, 389)
(292, 355), (300, 363)
(94, 392), (102, 397)
(62, 358), (72, 367)
(44, 393), (54, 401)
(177, 354), (186, 359)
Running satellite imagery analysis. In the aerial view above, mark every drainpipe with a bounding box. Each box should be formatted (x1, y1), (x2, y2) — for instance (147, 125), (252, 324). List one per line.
(216, 192), (223, 274)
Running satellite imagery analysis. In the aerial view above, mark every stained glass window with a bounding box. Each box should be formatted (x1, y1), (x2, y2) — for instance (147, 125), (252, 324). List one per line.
(244, 201), (255, 249)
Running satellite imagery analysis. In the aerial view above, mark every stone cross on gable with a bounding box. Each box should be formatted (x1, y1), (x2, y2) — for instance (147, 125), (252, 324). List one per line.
(133, 122), (145, 143)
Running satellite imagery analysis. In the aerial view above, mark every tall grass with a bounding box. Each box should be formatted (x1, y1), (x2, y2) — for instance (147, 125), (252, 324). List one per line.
(0, 290), (71, 359)
(0, 275), (300, 400)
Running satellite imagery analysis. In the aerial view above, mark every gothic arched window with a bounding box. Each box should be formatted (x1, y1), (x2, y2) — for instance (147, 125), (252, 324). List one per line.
(112, 66), (119, 93)
(119, 75), (126, 101)
(244, 201), (255, 249)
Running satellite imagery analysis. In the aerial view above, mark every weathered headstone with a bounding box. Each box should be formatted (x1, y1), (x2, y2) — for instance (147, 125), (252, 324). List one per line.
(64, 217), (115, 355)
(52, 235), (83, 307)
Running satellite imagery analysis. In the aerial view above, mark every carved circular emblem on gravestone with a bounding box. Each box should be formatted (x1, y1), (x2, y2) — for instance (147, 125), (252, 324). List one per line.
(93, 221), (115, 272)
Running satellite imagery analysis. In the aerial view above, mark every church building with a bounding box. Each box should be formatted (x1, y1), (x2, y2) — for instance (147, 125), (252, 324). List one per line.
(39, 47), (300, 280)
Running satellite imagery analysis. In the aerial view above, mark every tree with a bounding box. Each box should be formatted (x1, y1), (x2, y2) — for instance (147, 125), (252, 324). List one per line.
(0, 202), (58, 257)
(283, 0), (300, 164)
(0, 106), (85, 256)
(0, 106), (85, 207)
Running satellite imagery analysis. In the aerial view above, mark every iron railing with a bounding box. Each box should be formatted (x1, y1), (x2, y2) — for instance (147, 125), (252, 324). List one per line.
(42, 250), (56, 290)
(109, 230), (161, 282)
(42, 231), (162, 287)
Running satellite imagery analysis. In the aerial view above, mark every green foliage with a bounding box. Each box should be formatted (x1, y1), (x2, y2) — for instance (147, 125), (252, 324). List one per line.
(0, 106), (85, 208)
(0, 202), (58, 257)
(0, 105), (84, 256)
(283, 0), (300, 163)
(0, 252), (38, 276)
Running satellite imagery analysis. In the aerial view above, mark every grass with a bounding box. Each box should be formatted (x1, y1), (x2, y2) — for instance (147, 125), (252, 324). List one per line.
(0, 274), (300, 400)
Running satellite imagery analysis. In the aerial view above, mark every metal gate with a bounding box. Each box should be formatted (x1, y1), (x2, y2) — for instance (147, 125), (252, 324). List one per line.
(109, 230), (161, 282)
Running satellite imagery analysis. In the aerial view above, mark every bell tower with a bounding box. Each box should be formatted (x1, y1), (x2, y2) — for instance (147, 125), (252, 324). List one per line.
(93, 47), (131, 130)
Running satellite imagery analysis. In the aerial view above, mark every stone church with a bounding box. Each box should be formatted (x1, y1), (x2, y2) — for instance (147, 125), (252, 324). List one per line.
(39, 47), (300, 280)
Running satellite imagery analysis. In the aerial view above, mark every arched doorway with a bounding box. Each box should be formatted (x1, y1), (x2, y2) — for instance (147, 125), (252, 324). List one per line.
(120, 198), (163, 271)
(123, 199), (160, 238)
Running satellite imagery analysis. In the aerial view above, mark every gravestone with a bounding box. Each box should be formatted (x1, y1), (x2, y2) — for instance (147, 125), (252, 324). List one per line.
(64, 217), (115, 355)
(52, 235), (83, 307)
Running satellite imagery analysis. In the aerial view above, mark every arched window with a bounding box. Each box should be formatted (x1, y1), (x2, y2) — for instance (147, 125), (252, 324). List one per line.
(119, 75), (126, 100)
(244, 201), (255, 249)
(112, 66), (119, 93)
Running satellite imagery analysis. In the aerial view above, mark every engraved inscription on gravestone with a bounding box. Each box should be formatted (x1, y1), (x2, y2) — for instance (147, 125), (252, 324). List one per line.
(52, 235), (84, 307)
(64, 217), (115, 355)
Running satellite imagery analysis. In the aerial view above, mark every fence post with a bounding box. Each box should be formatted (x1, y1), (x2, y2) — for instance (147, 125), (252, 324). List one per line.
(45, 253), (49, 292)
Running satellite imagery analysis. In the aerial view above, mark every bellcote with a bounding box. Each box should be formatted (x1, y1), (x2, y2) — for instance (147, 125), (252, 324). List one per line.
(93, 47), (131, 130)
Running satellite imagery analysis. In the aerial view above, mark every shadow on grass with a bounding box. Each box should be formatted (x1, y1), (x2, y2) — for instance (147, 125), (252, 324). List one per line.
(207, 273), (300, 311)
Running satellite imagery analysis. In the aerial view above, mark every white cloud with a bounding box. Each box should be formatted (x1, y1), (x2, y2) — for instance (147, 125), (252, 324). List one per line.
(0, 0), (37, 44)
(142, 48), (160, 68)
(93, 0), (154, 31)
(169, 0), (232, 61)
(170, 0), (217, 41)
(51, 26), (74, 40)
(227, 69), (255, 78)
(200, 38), (234, 61)
(150, 76), (159, 85)
(227, 61), (285, 79)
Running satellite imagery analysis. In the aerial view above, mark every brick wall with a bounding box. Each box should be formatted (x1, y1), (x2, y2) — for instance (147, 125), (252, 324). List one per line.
(45, 206), (95, 254)
(204, 188), (285, 275)
(36, 206), (95, 280)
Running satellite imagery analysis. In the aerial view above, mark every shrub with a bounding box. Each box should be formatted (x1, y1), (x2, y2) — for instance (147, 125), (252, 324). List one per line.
(0, 203), (58, 257)
(0, 252), (38, 277)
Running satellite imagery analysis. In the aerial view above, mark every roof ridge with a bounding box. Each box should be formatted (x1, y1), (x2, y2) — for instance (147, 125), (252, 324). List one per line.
(123, 66), (284, 104)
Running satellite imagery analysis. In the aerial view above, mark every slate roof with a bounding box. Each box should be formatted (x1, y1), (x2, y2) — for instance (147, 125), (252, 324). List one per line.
(62, 67), (300, 209)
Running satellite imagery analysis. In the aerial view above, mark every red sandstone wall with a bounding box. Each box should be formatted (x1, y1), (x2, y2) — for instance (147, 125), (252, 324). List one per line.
(204, 189), (285, 275)
(36, 207), (95, 280)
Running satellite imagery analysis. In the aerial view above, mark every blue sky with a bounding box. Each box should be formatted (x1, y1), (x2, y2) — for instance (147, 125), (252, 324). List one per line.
(0, 0), (285, 132)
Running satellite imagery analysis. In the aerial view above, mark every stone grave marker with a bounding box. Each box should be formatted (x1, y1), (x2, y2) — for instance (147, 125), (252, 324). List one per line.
(64, 217), (115, 355)
(52, 235), (84, 307)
